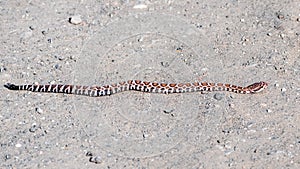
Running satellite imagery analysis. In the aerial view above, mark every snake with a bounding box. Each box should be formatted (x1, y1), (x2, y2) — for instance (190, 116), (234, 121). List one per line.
(4, 80), (268, 97)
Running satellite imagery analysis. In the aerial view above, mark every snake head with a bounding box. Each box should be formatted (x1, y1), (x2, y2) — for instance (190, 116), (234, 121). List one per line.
(246, 81), (268, 93)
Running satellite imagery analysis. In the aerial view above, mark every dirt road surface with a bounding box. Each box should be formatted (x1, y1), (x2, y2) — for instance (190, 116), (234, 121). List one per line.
(1, 1), (299, 168)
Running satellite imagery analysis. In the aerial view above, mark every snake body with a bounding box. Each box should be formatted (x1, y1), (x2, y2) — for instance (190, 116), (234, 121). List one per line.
(4, 80), (268, 97)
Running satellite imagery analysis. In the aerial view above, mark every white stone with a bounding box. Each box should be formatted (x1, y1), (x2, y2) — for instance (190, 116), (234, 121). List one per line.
(133, 4), (148, 9)
(69, 15), (82, 25)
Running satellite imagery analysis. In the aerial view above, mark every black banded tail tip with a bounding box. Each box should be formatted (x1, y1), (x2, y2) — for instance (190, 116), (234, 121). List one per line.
(4, 83), (18, 90)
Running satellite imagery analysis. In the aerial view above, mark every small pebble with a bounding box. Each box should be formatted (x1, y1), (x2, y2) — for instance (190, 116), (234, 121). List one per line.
(89, 156), (102, 164)
(15, 143), (22, 148)
(86, 151), (93, 157)
(41, 30), (47, 35)
(266, 109), (272, 113)
(29, 26), (35, 30)
(213, 93), (224, 100)
(0, 67), (7, 72)
(277, 13), (284, 19)
(229, 103), (235, 108)
(163, 109), (174, 116)
(69, 15), (82, 25)
(133, 4), (148, 9)
(54, 64), (60, 69)
(29, 123), (38, 133)
(261, 103), (267, 107)
(4, 154), (11, 160)
(55, 55), (65, 61)
(160, 62), (170, 67)
(281, 87), (287, 93)
(36, 107), (43, 114)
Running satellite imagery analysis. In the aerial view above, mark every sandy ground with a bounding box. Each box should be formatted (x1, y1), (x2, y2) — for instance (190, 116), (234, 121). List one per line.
(1, 0), (299, 168)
